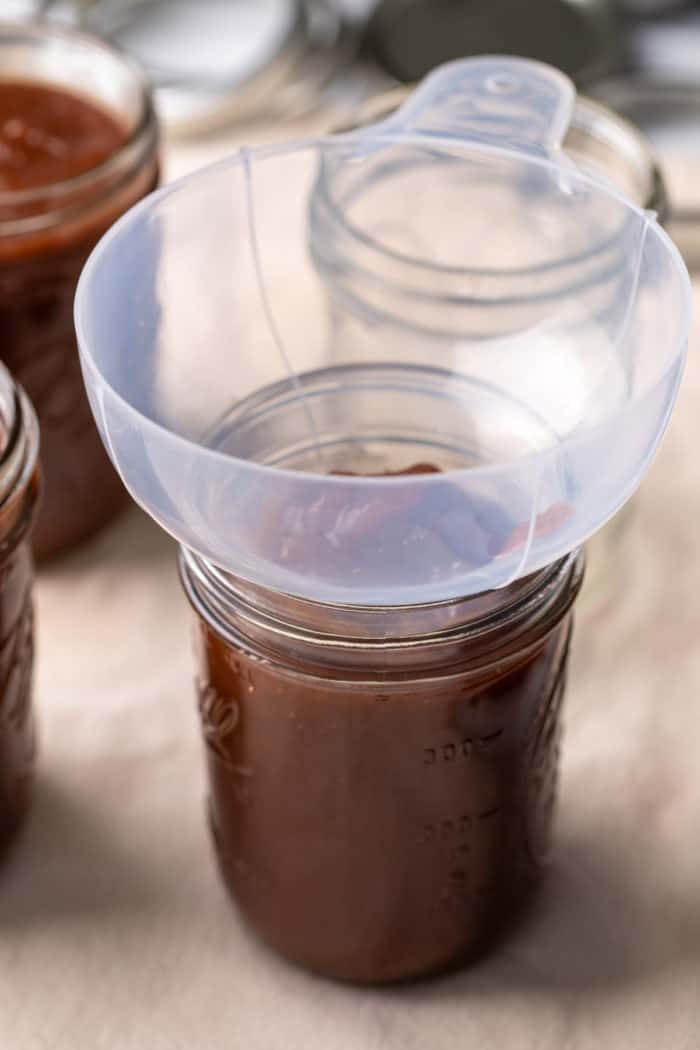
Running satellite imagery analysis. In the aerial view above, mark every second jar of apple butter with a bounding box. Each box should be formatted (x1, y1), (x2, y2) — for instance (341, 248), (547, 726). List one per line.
(0, 23), (159, 558)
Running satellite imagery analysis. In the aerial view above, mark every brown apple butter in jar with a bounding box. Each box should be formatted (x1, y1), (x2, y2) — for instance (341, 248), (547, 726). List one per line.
(0, 24), (159, 559)
(0, 362), (39, 858)
(180, 491), (584, 983)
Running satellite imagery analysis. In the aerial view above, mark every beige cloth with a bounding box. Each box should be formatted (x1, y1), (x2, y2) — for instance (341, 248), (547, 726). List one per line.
(2, 130), (700, 1049)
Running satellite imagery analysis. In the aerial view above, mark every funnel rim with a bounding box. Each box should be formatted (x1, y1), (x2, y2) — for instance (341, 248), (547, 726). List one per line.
(75, 125), (691, 304)
(74, 314), (689, 492)
(74, 133), (693, 489)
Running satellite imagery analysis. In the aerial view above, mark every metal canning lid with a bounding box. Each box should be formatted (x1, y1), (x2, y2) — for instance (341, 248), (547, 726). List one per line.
(362, 0), (615, 84)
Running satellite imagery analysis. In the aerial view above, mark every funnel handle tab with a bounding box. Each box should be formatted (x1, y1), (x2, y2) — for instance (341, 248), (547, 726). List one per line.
(383, 56), (576, 156)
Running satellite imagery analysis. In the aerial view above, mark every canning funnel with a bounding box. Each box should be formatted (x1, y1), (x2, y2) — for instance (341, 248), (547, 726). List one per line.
(75, 56), (692, 605)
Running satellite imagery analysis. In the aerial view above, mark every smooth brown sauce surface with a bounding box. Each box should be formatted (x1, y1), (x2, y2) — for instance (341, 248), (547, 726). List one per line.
(0, 80), (126, 193)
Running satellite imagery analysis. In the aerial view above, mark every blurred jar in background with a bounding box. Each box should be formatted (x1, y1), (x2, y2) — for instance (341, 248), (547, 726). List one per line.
(329, 88), (668, 617)
(0, 362), (39, 857)
(0, 23), (159, 559)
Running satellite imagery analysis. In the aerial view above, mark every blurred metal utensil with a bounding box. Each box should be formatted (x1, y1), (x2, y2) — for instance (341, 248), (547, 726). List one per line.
(31, 0), (360, 134)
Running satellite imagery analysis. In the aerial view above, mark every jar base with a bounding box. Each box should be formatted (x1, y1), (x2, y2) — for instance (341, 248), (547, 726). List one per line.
(207, 802), (543, 985)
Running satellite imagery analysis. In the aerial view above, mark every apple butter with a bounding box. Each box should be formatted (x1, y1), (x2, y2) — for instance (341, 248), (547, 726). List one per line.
(0, 24), (158, 558)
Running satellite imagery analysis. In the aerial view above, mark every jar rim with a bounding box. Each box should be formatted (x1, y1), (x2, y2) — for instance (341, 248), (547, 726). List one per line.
(181, 546), (584, 678)
(0, 20), (157, 229)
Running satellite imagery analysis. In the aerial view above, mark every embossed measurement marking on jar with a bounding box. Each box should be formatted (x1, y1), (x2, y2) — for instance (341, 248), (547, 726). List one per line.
(421, 804), (502, 844)
(423, 729), (503, 766)
(420, 803), (502, 913)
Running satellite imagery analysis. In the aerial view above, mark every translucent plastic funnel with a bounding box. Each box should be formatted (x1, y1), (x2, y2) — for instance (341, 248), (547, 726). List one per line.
(74, 56), (692, 606)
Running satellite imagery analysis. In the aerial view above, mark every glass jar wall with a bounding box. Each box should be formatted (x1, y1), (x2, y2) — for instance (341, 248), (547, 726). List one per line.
(0, 362), (39, 858)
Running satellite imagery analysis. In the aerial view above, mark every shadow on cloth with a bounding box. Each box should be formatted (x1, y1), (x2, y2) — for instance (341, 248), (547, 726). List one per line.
(373, 826), (700, 1002)
(37, 502), (175, 578)
(0, 774), (163, 928)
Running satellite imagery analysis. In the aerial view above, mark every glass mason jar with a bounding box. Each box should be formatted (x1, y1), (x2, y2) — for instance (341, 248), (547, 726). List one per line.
(0, 23), (159, 559)
(0, 362), (40, 859)
(181, 545), (584, 983)
(324, 88), (668, 619)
